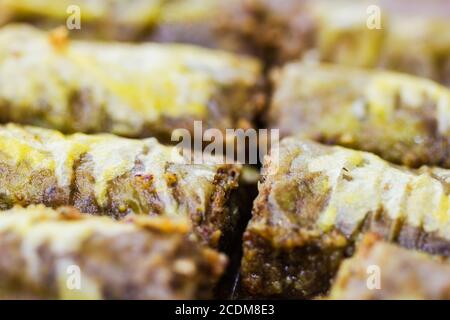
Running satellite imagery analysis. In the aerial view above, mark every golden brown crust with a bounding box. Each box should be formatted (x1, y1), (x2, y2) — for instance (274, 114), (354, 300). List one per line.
(0, 124), (241, 248)
(329, 234), (450, 300)
(0, 205), (227, 299)
(241, 138), (450, 298)
(0, 24), (264, 142)
(269, 63), (450, 168)
(225, 0), (450, 81)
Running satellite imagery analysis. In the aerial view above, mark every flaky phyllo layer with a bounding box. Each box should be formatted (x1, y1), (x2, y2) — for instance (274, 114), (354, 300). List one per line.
(270, 62), (450, 168)
(0, 124), (241, 247)
(255, 137), (449, 246)
(0, 24), (262, 140)
(0, 205), (226, 299)
(241, 137), (450, 298)
(329, 235), (450, 300)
